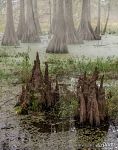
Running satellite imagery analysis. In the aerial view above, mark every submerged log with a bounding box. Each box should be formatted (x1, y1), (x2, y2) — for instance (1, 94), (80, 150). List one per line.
(77, 68), (107, 126)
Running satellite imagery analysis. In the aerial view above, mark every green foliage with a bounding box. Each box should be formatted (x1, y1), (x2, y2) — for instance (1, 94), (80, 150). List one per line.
(15, 106), (22, 115)
(58, 93), (78, 118)
(107, 87), (118, 119)
(31, 100), (40, 112)
(0, 70), (10, 81)
(17, 52), (32, 83)
(47, 56), (118, 79)
(76, 127), (108, 148)
(47, 57), (76, 75)
(0, 50), (9, 58)
(29, 92), (42, 112)
(15, 51), (30, 58)
(0, 49), (32, 82)
(107, 24), (118, 35)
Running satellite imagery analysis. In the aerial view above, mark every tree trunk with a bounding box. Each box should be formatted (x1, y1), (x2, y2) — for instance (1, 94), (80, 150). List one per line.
(78, 0), (96, 40)
(33, 0), (42, 34)
(2, 0), (18, 46)
(17, 0), (26, 40)
(64, 0), (83, 44)
(95, 0), (101, 40)
(77, 69), (107, 126)
(18, 52), (60, 112)
(88, 0), (91, 23)
(22, 0), (41, 43)
(102, 0), (111, 35)
(46, 0), (68, 53)
(79, 88), (86, 124)
(50, 0), (57, 34)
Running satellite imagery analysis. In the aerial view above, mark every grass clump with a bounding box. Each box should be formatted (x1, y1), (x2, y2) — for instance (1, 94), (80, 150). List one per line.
(14, 52), (32, 83)
(0, 70), (10, 81)
(59, 97), (78, 119)
(47, 56), (118, 79)
(107, 86), (118, 119)
(0, 50), (9, 58)
(55, 92), (78, 119)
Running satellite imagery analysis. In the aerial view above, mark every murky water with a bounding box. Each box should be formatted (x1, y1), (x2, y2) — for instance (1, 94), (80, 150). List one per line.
(0, 82), (118, 150)
(1, 35), (118, 63)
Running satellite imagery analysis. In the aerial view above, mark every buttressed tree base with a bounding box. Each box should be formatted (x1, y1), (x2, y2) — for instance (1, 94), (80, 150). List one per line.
(17, 52), (107, 127)
(18, 52), (59, 113)
(77, 69), (107, 126)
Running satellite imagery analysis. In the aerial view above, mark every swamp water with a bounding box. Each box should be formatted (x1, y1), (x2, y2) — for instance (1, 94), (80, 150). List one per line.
(0, 79), (118, 150)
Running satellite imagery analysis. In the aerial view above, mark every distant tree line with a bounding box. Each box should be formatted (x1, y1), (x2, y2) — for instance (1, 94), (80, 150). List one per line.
(1, 0), (111, 53)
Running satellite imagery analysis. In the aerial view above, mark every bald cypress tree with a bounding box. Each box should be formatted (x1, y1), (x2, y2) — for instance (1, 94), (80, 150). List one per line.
(46, 0), (68, 53)
(22, 0), (41, 43)
(64, 0), (83, 44)
(102, 0), (111, 35)
(17, 0), (26, 40)
(51, 0), (57, 34)
(95, 0), (101, 39)
(78, 0), (96, 40)
(2, 0), (18, 46)
(33, 0), (42, 34)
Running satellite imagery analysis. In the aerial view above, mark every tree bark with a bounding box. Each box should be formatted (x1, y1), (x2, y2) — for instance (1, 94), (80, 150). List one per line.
(50, 0), (57, 34)
(2, 0), (18, 46)
(88, 0), (91, 23)
(22, 0), (41, 43)
(95, 0), (101, 40)
(18, 52), (60, 112)
(46, 0), (68, 53)
(78, 0), (96, 40)
(33, 0), (42, 34)
(64, 0), (83, 44)
(77, 69), (107, 126)
(102, 0), (111, 35)
(48, 0), (52, 37)
(17, 0), (26, 40)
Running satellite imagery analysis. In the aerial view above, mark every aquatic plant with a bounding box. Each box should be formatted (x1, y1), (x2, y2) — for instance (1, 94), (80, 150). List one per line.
(47, 56), (118, 79)
(107, 86), (118, 119)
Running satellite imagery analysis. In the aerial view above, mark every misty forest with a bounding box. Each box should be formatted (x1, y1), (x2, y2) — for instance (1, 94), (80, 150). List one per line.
(0, 0), (118, 149)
